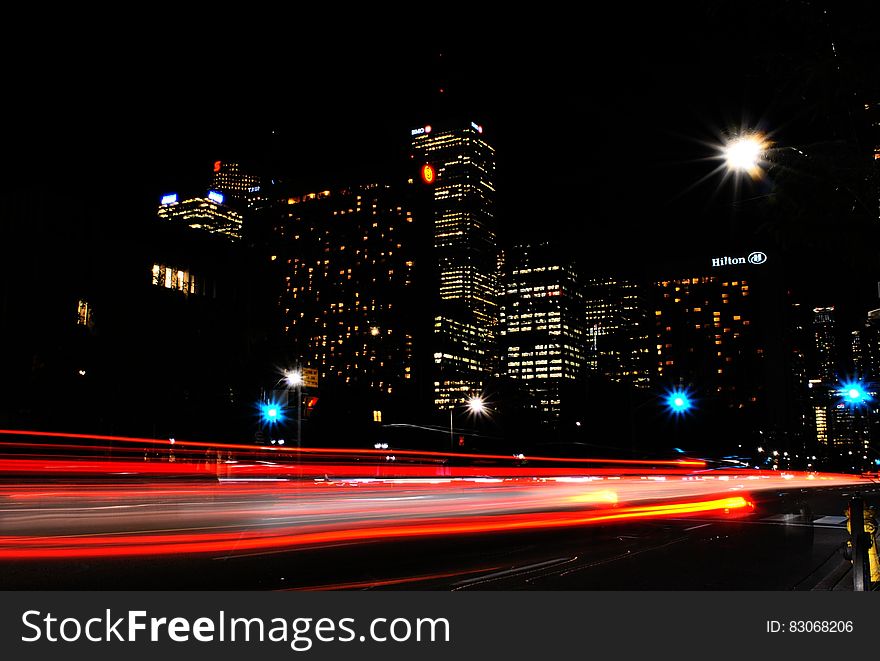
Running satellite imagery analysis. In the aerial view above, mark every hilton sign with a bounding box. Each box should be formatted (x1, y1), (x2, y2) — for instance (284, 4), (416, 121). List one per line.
(711, 251), (767, 268)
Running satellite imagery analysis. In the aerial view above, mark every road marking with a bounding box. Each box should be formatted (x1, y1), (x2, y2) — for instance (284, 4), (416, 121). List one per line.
(813, 516), (848, 525)
(762, 514), (809, 522)
(674, 517), (844, 530)
(557, 536), (692, 578)
(453, 557), (574, 587)
(684, 523), (712, 531)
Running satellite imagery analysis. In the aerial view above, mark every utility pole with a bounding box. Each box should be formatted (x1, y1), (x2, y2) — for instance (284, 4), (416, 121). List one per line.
(296, 369), (302, 448)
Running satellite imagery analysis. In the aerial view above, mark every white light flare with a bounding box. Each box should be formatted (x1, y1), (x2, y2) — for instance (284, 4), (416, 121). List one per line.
(723, 134), (768, 178)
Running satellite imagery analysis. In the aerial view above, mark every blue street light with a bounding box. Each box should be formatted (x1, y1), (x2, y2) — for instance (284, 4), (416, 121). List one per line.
(838, 380), (871, 407)
(260, 401), (285, 424)
(665, 388), (694, 416)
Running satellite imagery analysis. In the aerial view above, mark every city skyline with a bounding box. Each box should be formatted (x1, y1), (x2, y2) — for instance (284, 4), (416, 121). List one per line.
(1, 4), (878, 458)
(2, 4), (880, 598)
(5, 4), (875, 297)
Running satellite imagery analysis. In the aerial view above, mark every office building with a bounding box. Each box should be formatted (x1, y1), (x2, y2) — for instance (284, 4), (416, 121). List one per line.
(812, 306), (838, 382)
(500, 242), (587, 425)
(653, 274), (762, 413)
(274, 183), (418, 397)
(210, 160), (262, 208)
(808, 306), (838, 447)
(157, 192), (243, 240)
(584, 278), (652, 389)
(410, 121), (499, 411)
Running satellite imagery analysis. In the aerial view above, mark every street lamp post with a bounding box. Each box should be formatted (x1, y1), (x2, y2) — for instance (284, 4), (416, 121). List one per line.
(448, 395), (487, 452)
(449, 405), (454, 452)
(286, 368), (303, 446)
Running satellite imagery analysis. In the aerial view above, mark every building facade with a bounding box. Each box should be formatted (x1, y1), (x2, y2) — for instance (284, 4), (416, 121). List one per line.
(410, 121), (499, 411)
(650, 269), (770, 450)
(653, 274), (762, 407)
(584, 278), (652, 389)
(210, 160), (262, 208)
(500, 242), (587, 426)
(273, 183), (418, 398)
(157, 193), (244, 241)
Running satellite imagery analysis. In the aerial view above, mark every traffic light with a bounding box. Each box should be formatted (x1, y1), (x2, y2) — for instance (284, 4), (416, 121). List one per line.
(303, 396), (319, 418)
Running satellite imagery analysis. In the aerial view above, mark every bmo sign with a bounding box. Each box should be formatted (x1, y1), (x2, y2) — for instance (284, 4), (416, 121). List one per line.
(711, 251), (767, 268)
(411, 125), (432, 136)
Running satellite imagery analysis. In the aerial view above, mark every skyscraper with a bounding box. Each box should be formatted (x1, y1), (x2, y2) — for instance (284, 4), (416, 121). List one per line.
(653, 275), (762, 408)
(210, 161), (261, 208)
(274, 182), (418, 399)
(584, 278), (652, 389)
(812, 306), (837, 382)
(652, 273), (766, 447)
(500, 242), (587, 426)
(809, 306), (836, 447)
(787, 301), (814, 449)
(157, 192), (244, 241)
(410, 121), (499, 411)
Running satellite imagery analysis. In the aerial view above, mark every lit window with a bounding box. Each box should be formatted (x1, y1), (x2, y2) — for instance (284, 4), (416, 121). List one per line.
(76, 299), (92, 327)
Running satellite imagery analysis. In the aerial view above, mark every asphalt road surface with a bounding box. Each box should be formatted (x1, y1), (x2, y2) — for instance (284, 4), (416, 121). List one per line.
(0, 471), (874, 590)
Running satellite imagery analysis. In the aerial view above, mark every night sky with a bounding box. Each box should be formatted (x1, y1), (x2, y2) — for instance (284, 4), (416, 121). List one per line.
(4, 3), (878, 315)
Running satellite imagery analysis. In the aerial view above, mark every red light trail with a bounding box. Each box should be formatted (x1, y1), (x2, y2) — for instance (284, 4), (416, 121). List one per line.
(0, 429), (871, 564)
(0, 428), (707, 466)
(0, 495), (755, 559)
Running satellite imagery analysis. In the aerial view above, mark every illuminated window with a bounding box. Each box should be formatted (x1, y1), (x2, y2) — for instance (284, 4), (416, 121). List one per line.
(151, 263), (202, 296)
(76, 299), (92, 327)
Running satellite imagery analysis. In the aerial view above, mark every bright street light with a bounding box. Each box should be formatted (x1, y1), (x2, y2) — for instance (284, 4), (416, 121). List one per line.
(664, 388), (693, 416)
(260, 401), (284, 425)
(838, 380), (871, 406)
(285, 370), (303, 387)
(723, 134), (767, 177)
(448, 395), (489, 452)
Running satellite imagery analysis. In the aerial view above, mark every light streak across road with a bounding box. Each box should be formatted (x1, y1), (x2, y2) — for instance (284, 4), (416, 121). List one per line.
(0, 429), (871, 563)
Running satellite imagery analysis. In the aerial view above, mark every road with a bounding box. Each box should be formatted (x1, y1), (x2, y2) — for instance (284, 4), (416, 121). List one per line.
(0, 464), (874, 589)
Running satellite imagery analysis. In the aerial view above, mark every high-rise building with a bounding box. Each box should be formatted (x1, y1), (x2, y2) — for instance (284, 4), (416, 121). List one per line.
(865, 100), (880, 219)
(806, 306), (868, 448)
(809, 306), (837, 447)
(157, 192), (243, 241)
(812, 393), (829, 445)
(500, 242), (587, 425)
(852, 329), (866, 376)
(210, 160), (261, 208)
(584, 279), (652, 389)
(653, 274), (762, 412)
(862, 308), (880, 380)
(274, 183), (418, 397)
(410, 121), (499, 410)
(812, 306), (838, 382)
(787, 302), (815, 449)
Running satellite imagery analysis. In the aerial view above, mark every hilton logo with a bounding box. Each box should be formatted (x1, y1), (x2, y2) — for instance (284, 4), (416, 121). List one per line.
(711, 251), (767, 268)
(748, 251), (767, 264)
